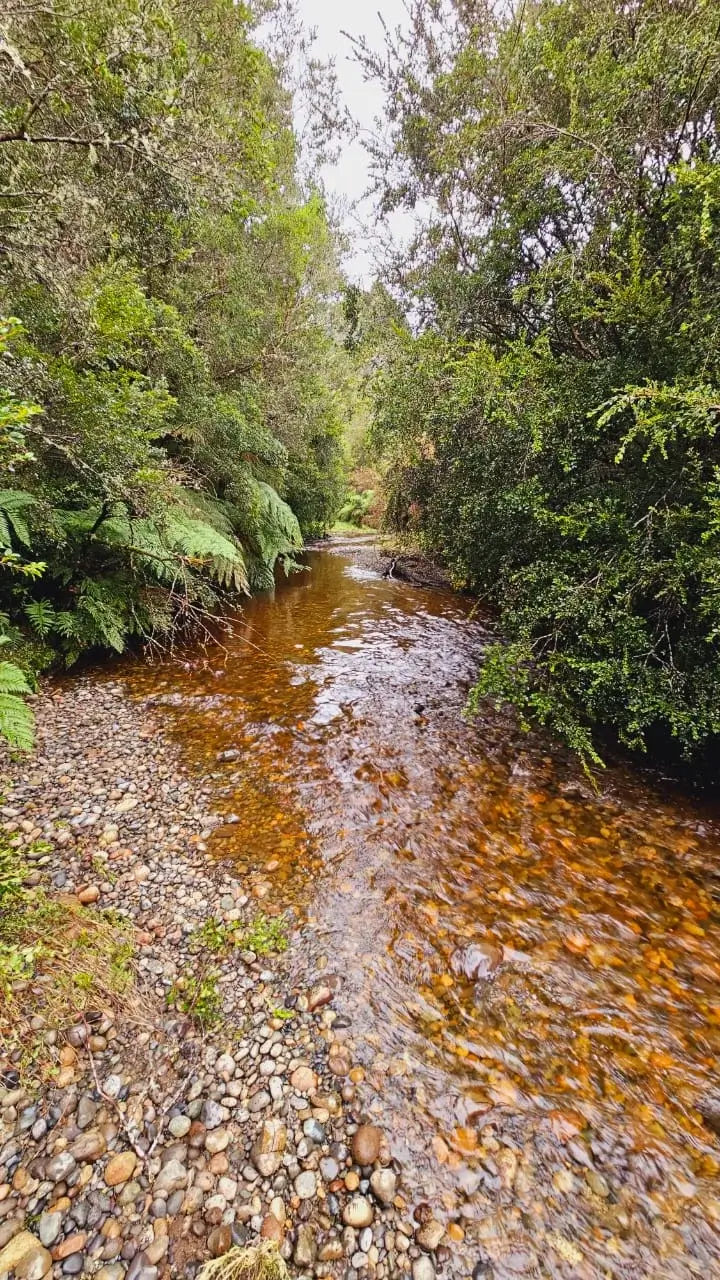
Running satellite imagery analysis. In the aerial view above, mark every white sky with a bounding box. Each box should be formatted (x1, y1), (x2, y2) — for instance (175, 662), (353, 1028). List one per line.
(293, 0), (413, 284)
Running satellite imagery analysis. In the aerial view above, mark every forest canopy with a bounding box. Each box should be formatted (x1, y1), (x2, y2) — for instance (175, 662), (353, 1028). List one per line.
(360, 0), (720, 770)
(0, 0), (350, 745)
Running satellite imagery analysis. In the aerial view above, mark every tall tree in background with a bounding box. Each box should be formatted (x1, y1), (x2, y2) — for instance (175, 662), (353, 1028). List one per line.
(359, 0), (720, 770)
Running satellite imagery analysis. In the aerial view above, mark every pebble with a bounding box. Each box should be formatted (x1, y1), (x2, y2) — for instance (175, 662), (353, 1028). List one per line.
(417, 1220), (444, 1251)
(370, 1168), (397, 1204)
(153, 1159), (187, 1196)
(38, 1213), (63, 1247)
(0, 1231), (52, 1279)
(294, 1171), (317, 1200)
(46, 1152), (77, 1182)
(201, 1099), (225, 1129)
(251, 1119), (287, 1177)
(413, 1258), (436, 1280)
(294, 1223), (318, 1266)
(352, 1124), (383, 1166)
(343, 1196), (374, 1228)
(168, 1115), (191, 1139)
(104, 1151), (137, 1187)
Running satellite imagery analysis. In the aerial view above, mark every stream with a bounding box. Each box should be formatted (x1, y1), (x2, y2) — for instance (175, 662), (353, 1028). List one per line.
(113, 540), (720, 1278)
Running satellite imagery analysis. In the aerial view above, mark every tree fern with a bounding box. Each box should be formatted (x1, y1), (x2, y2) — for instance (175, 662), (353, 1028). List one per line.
(226, 480), (302, 590)
(0, 659), (34, 751)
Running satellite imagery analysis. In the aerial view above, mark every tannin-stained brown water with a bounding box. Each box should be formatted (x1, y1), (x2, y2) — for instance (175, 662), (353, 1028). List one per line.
(114, 542), (720, 1278)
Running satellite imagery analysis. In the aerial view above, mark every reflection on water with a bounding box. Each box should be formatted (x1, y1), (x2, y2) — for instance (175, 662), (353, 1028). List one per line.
(110, 546), (720, 1278)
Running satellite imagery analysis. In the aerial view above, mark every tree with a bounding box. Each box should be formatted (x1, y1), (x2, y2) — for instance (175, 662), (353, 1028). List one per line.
(0, 0), (351, 725)
(360, 0), (720, 770)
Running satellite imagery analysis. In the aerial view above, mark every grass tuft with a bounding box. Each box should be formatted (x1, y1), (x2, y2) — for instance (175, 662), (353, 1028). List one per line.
(198, 1242), (290, 1280)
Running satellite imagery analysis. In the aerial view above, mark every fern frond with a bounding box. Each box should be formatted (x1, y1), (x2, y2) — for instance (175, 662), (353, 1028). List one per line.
(0, 662), (34, 751)
(0, 489), (36, 548)
(25, 599), (56, 638)
(0, 661), (31, 695)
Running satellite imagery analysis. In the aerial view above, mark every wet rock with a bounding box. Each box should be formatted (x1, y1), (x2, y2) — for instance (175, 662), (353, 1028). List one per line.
(416, 1220), (444, 1251)
(451, 942), (503, 980)
(328, 1046), (352, 1077)
(698, 1095), (720, 1137)
(307, 983), (333, 1012)
(343, 1196), (374, 1228)
(352, 1124), (383, 1166)
(0, 1231), (52, 1279)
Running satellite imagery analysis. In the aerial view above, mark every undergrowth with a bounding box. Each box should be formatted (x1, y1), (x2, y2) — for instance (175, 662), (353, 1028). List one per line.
(167, 912), (289, 1031)
(190, 912), (289, 958)
(0, 836), (137, 1079)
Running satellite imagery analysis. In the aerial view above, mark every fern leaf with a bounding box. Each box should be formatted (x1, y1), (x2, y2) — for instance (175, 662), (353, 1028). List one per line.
(25, 599), (56, 638)
(0, 661), (32, 695)
(0, 490), (36, 548)
(0, 693), (35, 751)
(0, 663), (34, 752)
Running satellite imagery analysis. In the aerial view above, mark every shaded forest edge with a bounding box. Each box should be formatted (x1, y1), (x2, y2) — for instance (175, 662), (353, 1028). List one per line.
(0, 0), (353, 751)
(351, 0), (720, 783)
(3, 0), (720, 787)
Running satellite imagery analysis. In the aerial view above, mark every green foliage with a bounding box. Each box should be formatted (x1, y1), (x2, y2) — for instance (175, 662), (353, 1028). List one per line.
(337, 489), (376, 528)
(241, 913), (289, 956)
(364, 0), (720, 771)
(0, 836), (136, 1074)
(190, 912), (289, 958)
(0, 841), (25, 903)
(167, 968), (224, 1030)
(0, 651), (34, 751)
(0, 0), (353, 703)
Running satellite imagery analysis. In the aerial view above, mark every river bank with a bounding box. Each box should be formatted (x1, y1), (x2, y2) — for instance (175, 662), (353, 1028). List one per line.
(0, 680), (437, 1280)
(4, 543), (720, 1280)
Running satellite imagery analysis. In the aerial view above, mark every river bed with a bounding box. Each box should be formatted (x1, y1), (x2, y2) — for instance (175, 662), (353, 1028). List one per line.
(113, 541), (720, 1278)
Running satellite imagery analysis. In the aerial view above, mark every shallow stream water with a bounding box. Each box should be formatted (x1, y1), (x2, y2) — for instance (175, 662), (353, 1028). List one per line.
(113, 542), (720, 1279)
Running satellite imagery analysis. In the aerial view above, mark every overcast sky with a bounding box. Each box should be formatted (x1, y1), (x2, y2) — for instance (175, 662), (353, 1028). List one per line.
(293, 0), (412, 284)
